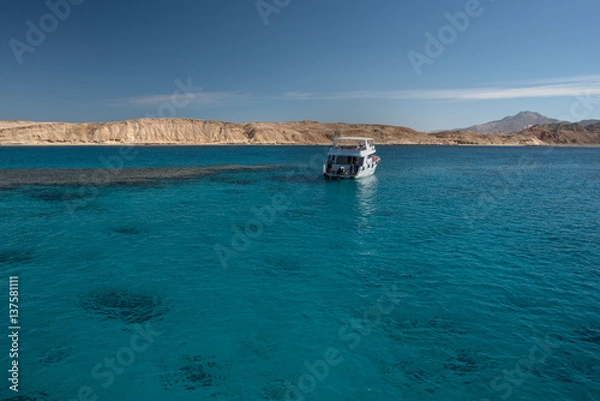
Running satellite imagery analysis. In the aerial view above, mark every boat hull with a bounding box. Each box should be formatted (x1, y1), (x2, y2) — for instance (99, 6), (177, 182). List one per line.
(323, 164), (378, 180)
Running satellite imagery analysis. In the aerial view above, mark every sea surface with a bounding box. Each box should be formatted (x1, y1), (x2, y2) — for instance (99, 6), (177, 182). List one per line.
(0, 146), (598, 401)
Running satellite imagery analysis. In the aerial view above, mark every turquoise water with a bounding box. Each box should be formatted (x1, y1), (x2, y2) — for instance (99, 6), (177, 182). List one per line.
(0, 146), (598, 401)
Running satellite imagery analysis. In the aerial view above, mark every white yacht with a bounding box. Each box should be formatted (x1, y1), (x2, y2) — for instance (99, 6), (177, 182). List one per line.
(323, 137), (380, 180)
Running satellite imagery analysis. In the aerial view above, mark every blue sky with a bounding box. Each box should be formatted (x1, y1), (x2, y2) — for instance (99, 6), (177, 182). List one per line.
(1, 0), (600, 131)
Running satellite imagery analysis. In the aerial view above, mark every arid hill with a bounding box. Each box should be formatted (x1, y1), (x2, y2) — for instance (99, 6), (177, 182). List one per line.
(516, 122), (600, 145)
(0, 119), (431, 145)
(0, 118), (598, 146)
(462, 111), (561, 135)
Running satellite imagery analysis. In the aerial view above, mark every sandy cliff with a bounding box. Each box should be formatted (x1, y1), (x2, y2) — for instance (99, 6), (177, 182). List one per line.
(0, 118), (598, 146)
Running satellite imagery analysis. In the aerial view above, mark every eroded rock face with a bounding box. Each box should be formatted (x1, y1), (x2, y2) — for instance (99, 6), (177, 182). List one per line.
(3, 118), (594, 146)
(79, 288), (169, 324)
(0, 119), (411, 145)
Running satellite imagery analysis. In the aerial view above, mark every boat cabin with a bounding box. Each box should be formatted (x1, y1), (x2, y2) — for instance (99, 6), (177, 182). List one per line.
(323, 137), (380, 179)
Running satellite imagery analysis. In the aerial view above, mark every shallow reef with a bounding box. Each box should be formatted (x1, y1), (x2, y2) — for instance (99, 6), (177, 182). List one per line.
(38, 346), (71, 366)
(163, 355), (230, 392)
(0, 249), (34, 266)
(0, 165), (281, 190)
(206, 173), (257, 186)
(1, 392), (52, 401)
(111, 225), (142, 236)
(79, 288), (169, 324)
(258, 379), (290, 401)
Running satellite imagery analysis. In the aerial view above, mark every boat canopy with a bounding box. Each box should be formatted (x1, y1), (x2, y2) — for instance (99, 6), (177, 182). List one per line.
(332, 137), (375, 150)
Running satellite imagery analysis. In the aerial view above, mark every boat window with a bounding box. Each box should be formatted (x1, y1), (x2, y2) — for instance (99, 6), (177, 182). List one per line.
(335, 156), (352, 164)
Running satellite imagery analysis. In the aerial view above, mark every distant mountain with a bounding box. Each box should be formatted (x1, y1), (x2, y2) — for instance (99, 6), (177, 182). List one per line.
(515, 122), (600, 145)
(462, 111), (561, 135)
(579, 119), (600, 127)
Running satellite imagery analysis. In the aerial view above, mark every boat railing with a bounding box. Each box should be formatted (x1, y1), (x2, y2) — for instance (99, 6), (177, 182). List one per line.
(333, 143), (375, 151)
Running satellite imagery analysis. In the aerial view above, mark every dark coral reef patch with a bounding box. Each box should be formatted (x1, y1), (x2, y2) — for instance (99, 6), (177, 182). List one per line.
(79, 288), (169, 324)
